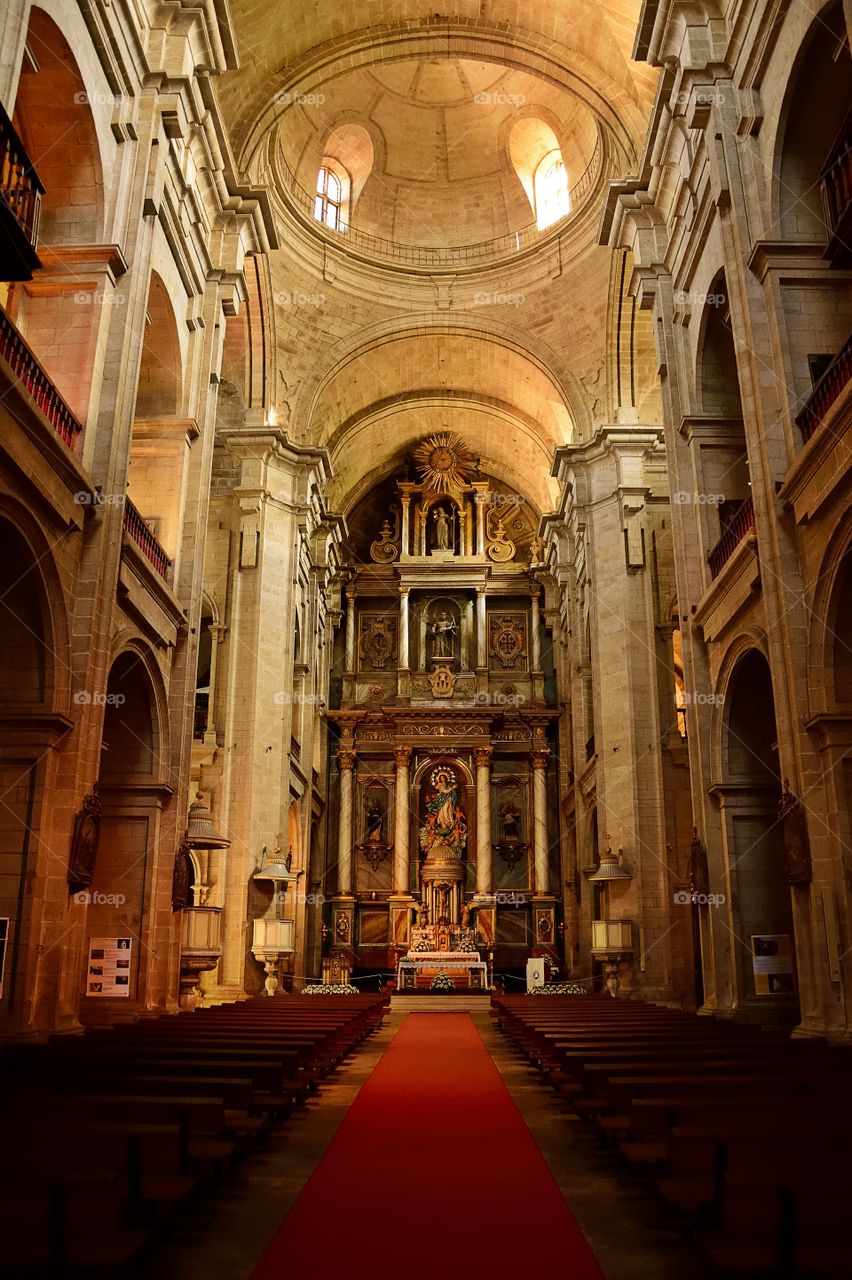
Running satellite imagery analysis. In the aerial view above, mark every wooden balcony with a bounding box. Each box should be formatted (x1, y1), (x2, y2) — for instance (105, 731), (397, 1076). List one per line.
(0, 100), (43, 280)
(795, 336), (852, 443)
(820, 109), (852, 267)
(123, 496), (173, 580)
(707, 496), (755, 579)
(0, 305), (82, 449)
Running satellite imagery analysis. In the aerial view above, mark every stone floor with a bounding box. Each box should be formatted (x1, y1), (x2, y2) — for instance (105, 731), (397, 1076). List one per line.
(133, 1009), (714, 1279)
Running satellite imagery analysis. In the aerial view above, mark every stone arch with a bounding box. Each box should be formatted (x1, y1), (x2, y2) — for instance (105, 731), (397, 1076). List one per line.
(508, 116), (567, 222)
(99, 650), (160, 783)
(696, 271), (745, 419)
(101, 637), (171, 785)
(235, 17), (649, 175)
(808, 517), (852, 714)
(0, 504), (70, 714)
(12, 5), (105, 245)
(716, 645), (798, 1013)
(300, 319), (584, 507)
(320, 122), (377, 212)
(770, 0), (852, 241)
(135, 271), (183, 420)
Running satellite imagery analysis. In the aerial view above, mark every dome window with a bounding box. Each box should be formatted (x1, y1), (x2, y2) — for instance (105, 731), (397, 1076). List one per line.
(314, 162), (349, 231)
(534, 151), (570, 229)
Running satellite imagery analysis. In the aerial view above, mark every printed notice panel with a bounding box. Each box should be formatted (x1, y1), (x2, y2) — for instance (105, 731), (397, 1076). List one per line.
(750, 933), (795, 995)
(86, 936), (132, 997)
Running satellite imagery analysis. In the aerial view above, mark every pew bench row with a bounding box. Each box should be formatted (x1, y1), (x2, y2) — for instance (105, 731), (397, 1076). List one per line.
(0, 995), (388, 1275)
(492, 994), (852, 1276)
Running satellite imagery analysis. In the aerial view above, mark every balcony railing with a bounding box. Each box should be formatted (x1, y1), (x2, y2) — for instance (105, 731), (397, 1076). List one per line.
(707, 496), (755, 579)
(795, 336), (852, 443)
(273, 133), (603, 271)
(820, 109), (852, 265)
(123, 496), (173, 580)
(0, 99), (43, 277)
(0, 306), (83, 448)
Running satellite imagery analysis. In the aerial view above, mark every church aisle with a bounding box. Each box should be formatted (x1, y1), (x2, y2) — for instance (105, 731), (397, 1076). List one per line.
(133, 1010), (402, 1280)
(475, 1012), (716, 1280)
(249, 1013), (603, 1280)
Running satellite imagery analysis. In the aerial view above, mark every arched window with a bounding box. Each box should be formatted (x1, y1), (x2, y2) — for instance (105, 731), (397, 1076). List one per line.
(315, 164), (347, 230)
(534, 151), (570, 229)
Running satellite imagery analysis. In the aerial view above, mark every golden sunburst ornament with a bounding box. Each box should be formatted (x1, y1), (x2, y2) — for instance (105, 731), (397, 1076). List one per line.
(414, 432), (471, 493)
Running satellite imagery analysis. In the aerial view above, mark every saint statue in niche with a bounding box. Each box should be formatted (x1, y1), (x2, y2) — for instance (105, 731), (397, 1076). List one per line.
(502, 802), (522, 842)
(366, 799), (384, 844)
(430, 609), (458, 660)
(419, 765), (467, 858)
(433, 505), (452, 552)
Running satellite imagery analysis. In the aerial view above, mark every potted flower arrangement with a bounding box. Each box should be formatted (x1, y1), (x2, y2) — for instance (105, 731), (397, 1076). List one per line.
(302, 982), (359, 995)
(430, 971), (455, 992)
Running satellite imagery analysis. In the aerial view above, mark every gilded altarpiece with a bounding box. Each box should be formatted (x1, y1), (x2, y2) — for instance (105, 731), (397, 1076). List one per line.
(492, 773), (531, 892)
(358, 613), (397, 671)
(355, 773), (393, 894)
(488, 612), (528, 671)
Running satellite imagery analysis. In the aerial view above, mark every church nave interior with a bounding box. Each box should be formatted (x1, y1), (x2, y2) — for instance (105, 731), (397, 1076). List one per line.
(1, 0), (851, 1275)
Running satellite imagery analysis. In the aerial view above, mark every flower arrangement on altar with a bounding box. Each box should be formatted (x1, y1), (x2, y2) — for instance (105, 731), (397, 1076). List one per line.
(530, 982), (588, 995)
(302, 983), (359, 995)
(456, 936), (478, 953)
(410, 938), (433, 953)
(430, 972), (455, 991)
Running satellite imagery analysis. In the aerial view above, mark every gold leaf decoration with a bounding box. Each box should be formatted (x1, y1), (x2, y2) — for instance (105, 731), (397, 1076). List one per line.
(413, 432), (471, 493)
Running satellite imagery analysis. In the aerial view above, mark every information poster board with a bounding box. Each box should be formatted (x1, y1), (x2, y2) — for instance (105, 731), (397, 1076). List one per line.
(86, 936), (132, 997)
(526, 957), (546, 991)
(751, 933), (795, 995)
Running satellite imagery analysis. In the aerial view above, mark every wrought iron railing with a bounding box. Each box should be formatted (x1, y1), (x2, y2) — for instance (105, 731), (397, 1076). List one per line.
(123, 496), (172, 580)
(795, 335), (852, 442)
(707, 496), (755, 579)
(0, 306), (82, 447)
(820, 110), (852, 262)
(273, 133), (603, 270)
(0, 99), (43, 249)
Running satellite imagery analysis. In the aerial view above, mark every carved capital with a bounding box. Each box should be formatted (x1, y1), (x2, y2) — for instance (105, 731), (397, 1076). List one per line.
(337, 750), (357, 771)
(531, 750), (550, 770)
(394, 746), (412, 769)
(474, 748), (493, 769)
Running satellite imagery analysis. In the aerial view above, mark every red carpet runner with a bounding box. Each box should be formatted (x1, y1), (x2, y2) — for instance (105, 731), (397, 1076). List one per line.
(250, 1013), (604, 1279)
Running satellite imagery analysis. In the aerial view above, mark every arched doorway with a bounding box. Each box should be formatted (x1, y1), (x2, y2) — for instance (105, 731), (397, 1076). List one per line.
(718, 649), (798, 1018)
(0, 521), (58, 1028)
(84, 649), (166, 1017)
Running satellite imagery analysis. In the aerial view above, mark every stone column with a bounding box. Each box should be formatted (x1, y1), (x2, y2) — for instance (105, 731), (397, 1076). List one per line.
(336, 749), (356, 895)
(204, 623), (226, 745)
(344, 586), (357, 674)
(475, 748), (493, 895)
(474, 486), (488, 555)
(398, 586), (410, 669)
(476, 585), (488, 671)
(401, 495), (411, 557)
(530, 587), (542, 671)
(532, 749), (550, 894)
(393, 747), (412, 893)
